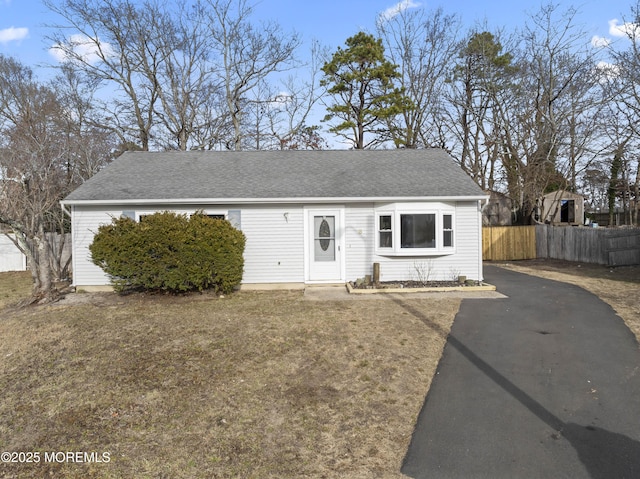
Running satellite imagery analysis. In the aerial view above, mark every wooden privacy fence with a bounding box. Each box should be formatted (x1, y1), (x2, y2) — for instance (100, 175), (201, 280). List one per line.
(536, 225), (640, 266)
(483, 226), (536, 261)
(483, 225), (640, 266)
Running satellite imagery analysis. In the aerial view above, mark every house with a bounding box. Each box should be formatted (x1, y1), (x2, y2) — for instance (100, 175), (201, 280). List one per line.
(61, 149), (488, 290)
(482, 190), (514, 226)
(538, 190), (585, 226)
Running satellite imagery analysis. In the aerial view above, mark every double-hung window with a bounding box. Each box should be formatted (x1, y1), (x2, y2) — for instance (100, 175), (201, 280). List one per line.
(442, 214), (454, 247)
(378, 215), (393, 248)
(376, 204), (455, 255)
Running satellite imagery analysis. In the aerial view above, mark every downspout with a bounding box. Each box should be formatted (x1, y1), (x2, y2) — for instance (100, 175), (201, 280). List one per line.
(61, 201), (71, 218)
(478, 198), (488, 283)
(60, 202), (74, 286)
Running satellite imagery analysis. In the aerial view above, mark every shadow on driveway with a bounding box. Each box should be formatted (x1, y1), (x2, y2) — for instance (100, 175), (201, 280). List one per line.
(397, 265), (640, 479)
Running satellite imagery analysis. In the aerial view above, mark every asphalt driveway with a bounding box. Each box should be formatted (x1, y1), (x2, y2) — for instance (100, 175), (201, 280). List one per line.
(401, 265), (640, 479)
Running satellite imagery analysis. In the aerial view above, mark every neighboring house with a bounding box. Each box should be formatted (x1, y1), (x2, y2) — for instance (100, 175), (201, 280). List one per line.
(539, 190), (585, 226)
(482, 190), (513, 226)
(61, 149), (488, 290)
(0, 233), (27, 272)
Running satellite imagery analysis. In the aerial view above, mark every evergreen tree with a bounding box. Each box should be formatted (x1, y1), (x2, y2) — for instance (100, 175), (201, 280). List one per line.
(321, 31), (413, 149)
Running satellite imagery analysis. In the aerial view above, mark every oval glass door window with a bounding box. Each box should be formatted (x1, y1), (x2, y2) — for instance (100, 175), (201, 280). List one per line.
(314, 215), (335, 261)
(319, 219), (331, 251)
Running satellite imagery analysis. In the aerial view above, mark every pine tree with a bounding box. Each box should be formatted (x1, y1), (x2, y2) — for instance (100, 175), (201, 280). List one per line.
(321, 31), (413, 149)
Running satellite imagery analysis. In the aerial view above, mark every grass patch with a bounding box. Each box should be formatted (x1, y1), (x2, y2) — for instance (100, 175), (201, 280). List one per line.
(0, 279), (459, 478)
(0, 271), (32, 309)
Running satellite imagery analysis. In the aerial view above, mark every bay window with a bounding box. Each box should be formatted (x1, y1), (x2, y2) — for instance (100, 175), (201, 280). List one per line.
(376, 205), (455, 255)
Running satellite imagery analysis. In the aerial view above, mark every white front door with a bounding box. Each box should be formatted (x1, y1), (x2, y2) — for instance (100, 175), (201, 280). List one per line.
(306, 208), (344, 282)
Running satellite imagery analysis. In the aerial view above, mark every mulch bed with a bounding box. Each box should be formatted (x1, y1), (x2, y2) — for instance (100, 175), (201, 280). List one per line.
(349, 280), (475, 290)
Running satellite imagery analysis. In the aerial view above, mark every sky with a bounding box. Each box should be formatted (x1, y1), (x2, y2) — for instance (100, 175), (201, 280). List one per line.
(1, 0), (637, 76)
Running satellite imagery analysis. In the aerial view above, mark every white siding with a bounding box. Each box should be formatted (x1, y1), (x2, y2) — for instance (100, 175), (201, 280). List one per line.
(70, 205), (122, 286)
(71, 204), (223, 286)
(70, 203), (305, 287)
(451, 200), (483, 281)
(344, 204), (376, 280)
(240, 205), (304, 283)
(70, 200), (483, 287)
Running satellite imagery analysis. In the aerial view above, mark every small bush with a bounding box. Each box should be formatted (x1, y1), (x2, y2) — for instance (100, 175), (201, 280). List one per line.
(90, 211), (245, 294)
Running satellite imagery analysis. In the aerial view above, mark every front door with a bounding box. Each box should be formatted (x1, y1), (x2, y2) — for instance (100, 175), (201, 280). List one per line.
(307, 209), (344, 282)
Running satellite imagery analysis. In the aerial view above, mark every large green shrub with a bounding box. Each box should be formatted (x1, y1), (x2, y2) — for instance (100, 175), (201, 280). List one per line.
(89, 211), (245, 294)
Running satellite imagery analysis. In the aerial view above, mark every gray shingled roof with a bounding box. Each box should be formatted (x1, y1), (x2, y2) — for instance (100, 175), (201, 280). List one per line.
(63, 149), (485, 203)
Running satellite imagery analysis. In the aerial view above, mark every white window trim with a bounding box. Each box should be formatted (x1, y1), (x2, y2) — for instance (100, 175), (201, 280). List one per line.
(375, 203), (456, 256)
(134, 209), (230, 222)
(189, 210), (229, 220)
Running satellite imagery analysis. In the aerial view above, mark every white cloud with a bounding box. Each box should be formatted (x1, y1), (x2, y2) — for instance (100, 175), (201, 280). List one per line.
(0, 26), (28, 44)
(591, 35), (610, 48)
(266, 92), (293, 110)
(379, 0), (421, 23)
(49, 33), (114, 64)
(595, 61), (620, 82)
(608, 18), (640, 39)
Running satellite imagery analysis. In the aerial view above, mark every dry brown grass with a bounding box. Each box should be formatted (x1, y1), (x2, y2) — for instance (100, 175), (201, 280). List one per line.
(0, 271), (32, 310)
(2, 260), (635, 478)
(495, 259), (640, 344)
(0, 277), (460, 479)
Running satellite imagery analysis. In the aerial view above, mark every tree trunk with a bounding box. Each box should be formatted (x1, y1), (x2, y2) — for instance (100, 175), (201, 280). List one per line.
(634, 160), (640, 226)
(608, 145), (623, 227)
(13, 226), (59, 305)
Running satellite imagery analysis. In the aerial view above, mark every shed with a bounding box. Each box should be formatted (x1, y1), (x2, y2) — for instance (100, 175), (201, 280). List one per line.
(539, 190), (585, 226)
(61, 149), (488, 290)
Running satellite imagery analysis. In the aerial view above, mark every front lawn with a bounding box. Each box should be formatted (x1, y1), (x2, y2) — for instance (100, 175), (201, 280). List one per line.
(0, 271), (32, 309)
(2, 260), (638, 478)
(0, 281), (459, 478)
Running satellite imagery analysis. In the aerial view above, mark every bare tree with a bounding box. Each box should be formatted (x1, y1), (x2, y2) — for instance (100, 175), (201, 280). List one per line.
(45, 0), (163, 151)
(45, 0), (232, 151)
(255, 41), (329, 150)
(140, 2), (232, 150)
(53, 64), (115, 180)
(377, 6), (461, 149)
(603, 1), (640, 225)
(203, 0), (301, 150)
(448, 29), (515, 190)
(469, 5), (605, 223)
(45, 0), (305, 152)
(0, 55), (114, 303)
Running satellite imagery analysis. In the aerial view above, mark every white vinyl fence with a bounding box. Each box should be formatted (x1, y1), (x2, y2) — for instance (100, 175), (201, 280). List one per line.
(0, 234), (27, 272)
(1, 233), (72, 275)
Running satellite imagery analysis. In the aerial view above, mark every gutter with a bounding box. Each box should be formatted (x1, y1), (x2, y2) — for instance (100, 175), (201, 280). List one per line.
(61, 195), (490, 207)
(61, 201), (71, 217)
